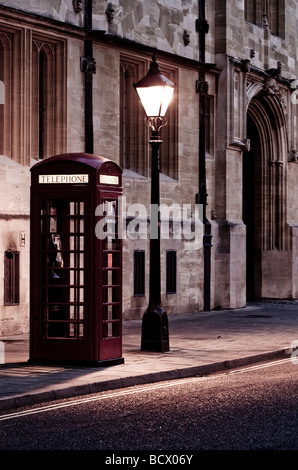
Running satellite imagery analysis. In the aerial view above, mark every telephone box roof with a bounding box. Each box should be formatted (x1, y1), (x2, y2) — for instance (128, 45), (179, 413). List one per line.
(31, 153), (122, 172)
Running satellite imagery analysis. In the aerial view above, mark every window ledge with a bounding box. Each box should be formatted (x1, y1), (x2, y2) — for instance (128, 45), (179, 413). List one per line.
(123, 169), (147, 179)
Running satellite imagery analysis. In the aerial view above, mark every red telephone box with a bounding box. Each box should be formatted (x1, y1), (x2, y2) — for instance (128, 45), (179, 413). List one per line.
(29, 153), (124, 366)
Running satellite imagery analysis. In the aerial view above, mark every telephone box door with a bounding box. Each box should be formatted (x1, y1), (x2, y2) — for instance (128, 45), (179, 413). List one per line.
(30, 191), (93, 362)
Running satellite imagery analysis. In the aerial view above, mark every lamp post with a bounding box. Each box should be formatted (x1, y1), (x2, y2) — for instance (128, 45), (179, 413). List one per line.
(134, 55), (175, 352)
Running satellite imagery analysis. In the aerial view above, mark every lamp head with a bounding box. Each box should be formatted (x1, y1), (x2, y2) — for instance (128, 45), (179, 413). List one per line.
(134, 55), (175, 119)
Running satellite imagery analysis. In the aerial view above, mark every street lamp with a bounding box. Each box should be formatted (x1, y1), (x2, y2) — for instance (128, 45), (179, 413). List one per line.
(134, 55), (175, 352)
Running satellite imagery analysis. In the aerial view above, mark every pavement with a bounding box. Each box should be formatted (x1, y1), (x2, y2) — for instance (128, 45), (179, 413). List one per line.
(0, 299), (298, 412)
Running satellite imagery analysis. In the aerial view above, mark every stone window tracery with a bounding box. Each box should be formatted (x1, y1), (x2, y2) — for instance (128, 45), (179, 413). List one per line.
(244, 0), (285, 37)
(120, 55), (178, 180)
(0, 25), (66, 164)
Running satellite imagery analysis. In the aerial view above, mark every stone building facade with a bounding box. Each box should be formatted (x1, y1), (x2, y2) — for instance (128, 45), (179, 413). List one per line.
(0, 0), (297, 335)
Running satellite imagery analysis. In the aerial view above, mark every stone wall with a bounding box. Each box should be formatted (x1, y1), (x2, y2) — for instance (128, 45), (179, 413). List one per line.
(0, 156), (30, 335)
(0, 0), (84, 27)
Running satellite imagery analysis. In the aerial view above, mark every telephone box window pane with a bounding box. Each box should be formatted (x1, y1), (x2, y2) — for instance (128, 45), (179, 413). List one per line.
(40, 199), (86, 339)
(103, 286), (119, 304)
(106, 322), (119, 337)
(103, 251), (120, 269)
(70, 305), (75, 319)
(103, 268), (119, 286)
(103, 320), (120, 338)
(79, 305), (84, 320)
(101, 199), (120, 250)
(103, 302), (119, 320)
(69, 324), (75, 337)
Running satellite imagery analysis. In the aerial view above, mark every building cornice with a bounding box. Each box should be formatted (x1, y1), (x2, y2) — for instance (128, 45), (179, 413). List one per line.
(88, 31), (220, 74)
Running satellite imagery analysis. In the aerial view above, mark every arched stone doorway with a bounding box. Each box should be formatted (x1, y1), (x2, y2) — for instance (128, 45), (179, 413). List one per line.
(243, 92), (290, 300)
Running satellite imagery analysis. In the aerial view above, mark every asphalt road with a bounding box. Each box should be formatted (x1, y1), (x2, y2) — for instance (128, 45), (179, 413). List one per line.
(0, 358), (297, 452)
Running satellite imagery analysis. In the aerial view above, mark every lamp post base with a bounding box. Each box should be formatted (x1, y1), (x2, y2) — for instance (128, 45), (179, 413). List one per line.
(141, 306), (170, 352)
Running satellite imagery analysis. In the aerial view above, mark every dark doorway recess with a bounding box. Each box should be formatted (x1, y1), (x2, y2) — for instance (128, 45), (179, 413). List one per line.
(243, 114), (260, 300)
